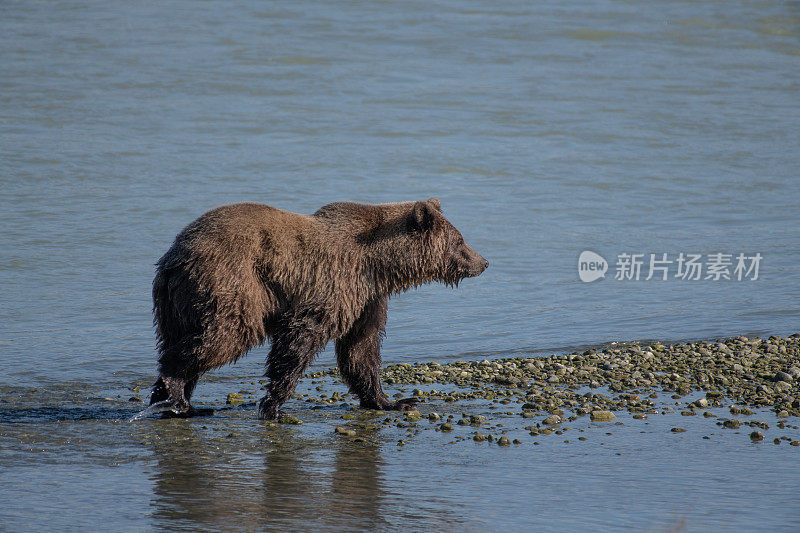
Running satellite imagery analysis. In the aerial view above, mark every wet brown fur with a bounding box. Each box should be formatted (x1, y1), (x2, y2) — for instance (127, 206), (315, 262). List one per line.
(149, 198), (488, 418)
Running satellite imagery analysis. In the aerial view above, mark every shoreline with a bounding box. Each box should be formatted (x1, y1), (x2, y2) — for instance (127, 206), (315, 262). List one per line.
(319, 334), (800, 416)
(286, 334), (800, 446)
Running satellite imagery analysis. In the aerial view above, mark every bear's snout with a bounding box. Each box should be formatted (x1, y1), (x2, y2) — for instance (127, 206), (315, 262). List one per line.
(464, 251), (489, 277)
(472, 256), (489, 276)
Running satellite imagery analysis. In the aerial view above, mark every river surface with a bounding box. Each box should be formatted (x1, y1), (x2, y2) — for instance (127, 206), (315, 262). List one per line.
(1, 0), (799, 531)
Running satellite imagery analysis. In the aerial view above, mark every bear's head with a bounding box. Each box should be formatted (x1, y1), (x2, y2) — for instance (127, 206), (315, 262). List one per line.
(407, 198), (489, 287)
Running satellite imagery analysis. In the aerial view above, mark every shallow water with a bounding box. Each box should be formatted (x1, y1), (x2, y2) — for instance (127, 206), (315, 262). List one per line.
(1, 0), (799, 530)
(2, 372), (800, 532)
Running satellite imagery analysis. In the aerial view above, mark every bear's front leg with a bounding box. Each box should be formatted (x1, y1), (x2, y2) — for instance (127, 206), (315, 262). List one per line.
(335, 297), (419, 412)
(259, 311), (329, 420)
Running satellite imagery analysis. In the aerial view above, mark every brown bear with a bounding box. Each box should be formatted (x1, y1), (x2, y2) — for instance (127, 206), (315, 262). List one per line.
(149, 198), (488, 419)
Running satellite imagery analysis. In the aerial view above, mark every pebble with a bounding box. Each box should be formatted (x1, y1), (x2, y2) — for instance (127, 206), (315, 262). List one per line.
(470, 414), (487, 425)
(590, 410), (616, 422)
(404, 410), (421, 422)
(226, 393), (244, 405)
(542, 415), (562, 426)
(693, 398), (708, 408)
(750, 431), (764, 442)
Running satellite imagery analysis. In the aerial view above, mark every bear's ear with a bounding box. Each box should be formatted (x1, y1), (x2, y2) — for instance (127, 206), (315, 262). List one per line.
(410, 200), (437, 232)
(427, 197), (442, 212)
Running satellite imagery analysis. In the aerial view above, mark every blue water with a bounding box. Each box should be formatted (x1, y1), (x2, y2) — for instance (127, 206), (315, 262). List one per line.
(1, 0), (799, 530)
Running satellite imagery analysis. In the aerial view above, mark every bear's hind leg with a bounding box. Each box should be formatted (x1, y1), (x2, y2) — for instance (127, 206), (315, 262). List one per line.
(335, 297), (418, 412)
(258, 310), (330, 419)
(183, 376), (199, 402)
(149, 376), (190, 412)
